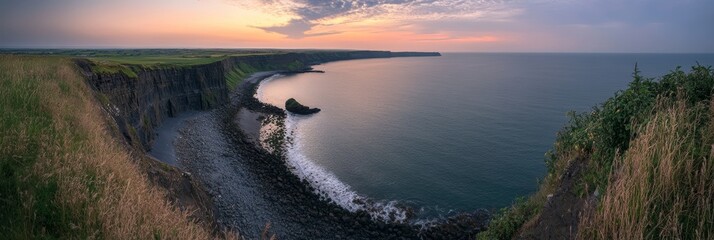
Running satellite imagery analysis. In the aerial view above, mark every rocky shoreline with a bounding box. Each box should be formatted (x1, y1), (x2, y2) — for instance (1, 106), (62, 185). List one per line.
(175, 71), (490, 239)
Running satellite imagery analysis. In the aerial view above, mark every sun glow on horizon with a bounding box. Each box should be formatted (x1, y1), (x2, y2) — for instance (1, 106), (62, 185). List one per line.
(0, 0), (711, 52)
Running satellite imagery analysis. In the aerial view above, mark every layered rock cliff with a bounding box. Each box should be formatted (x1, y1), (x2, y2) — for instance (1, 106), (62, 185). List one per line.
(76, 60), (229, 149)
(76, 51), (440, 150)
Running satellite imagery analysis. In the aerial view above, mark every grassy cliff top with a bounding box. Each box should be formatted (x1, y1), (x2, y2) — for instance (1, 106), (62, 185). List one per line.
(0, 48), (359, 66)
(2, 49), (284, 67)
(0, 55), (218, 239)
(0, 49), (363, 77)
(0, 49), (438, 78)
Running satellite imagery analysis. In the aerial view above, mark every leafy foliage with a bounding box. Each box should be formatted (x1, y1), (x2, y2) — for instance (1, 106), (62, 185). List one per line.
(477, 197), (542, 240)
(555, 65), (713, 191)
(478, 64), (714, 239)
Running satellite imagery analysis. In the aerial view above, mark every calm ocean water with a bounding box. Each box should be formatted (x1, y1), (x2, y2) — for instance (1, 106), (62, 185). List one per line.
(257, 53), (714, 220)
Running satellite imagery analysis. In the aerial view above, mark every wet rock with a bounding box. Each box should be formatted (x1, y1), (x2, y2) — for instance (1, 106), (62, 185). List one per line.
(285, 98), (321, 115)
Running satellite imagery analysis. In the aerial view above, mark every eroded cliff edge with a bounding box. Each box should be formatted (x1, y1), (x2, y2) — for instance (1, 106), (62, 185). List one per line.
(72, 50), (441, 237)
(76, 51), (440, 150)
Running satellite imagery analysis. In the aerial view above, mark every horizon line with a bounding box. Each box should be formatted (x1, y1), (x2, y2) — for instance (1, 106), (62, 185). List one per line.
(0, 47), (712, 55)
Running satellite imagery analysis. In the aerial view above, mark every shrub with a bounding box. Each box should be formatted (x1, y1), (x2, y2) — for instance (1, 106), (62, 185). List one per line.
(477, 65), (714, 239)
(578, 97), (714, 239)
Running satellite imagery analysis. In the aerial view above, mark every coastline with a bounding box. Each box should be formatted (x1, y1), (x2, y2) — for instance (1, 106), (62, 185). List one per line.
(175, 71), (424, 238)
(170, 67), (488, 238)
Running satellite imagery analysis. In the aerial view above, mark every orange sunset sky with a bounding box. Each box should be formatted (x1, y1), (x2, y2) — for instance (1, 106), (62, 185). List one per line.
(0, 0), (712, 52)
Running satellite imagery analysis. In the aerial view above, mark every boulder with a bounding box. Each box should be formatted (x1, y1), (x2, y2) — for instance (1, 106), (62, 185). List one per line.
(285, 98), (321, 115)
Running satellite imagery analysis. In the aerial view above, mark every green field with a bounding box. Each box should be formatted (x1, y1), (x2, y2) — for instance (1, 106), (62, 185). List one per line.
(0, 49), (349, 79)
(0, 48), (346, 67)
(1, 49), (280, 66)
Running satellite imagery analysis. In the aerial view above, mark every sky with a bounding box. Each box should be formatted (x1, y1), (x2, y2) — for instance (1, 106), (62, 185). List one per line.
(0, 0), (712, 52)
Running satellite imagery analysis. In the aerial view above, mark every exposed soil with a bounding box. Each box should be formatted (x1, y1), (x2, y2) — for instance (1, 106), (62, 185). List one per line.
(141, 155), (216, 232)
(515, 157), (592, 240)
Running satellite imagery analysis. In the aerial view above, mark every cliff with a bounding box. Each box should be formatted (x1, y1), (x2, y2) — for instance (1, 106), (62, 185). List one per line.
(0, 55), (214, 239)
(76, 59), (229, 149)
(76, 51), (439, 150)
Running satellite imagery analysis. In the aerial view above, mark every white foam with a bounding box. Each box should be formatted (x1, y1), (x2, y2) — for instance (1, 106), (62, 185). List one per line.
(254, 74), (284, 103)
(283, 114), (410, 223)
(255, 73), (411, 223)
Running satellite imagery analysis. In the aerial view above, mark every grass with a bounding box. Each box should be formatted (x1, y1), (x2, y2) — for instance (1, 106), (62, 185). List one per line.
(88, 59), (139, 78)
(87, 53), (275, 67)
(223, 59), (309, 90)
(578, 97), (714, 239)
(1, 49), (281, 78)
(0, 48), (309, 68)
(90, 55), (227, 66)
(477, 65), (714, 239)
(1, 49), (376, 92)
(1, 49), (368, 89)
(87, 52), (274, 78)
(225, 62), (258, 90)
(0, 55), (214, 239)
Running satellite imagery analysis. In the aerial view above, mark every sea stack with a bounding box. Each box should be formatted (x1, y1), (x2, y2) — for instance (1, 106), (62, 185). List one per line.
(285, 98), (321, 115)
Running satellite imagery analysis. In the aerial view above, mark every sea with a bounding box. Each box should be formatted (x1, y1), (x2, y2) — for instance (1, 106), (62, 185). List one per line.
(257, 53), (714, 221)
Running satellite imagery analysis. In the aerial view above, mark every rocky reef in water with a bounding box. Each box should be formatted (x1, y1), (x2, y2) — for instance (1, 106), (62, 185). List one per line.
(285, 98), (321, 115)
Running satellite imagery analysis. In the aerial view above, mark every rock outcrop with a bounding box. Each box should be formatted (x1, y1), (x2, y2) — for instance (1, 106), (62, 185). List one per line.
(285, 98), (321, 115)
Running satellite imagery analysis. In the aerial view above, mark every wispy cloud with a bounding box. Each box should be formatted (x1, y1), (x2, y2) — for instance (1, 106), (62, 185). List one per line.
(234, 0), (521, 38)
(2, 0), (710, 52)
(253, 19), (340, 38)
(415, 35), (500, 43)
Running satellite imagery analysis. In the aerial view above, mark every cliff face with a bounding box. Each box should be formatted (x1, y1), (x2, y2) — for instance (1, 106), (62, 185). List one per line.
(76, 51), (440, 149)
(76, 60), (229, 149)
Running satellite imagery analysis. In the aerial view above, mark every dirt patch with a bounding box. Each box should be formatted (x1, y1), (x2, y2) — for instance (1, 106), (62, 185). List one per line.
(515, 157), (591, 240)
(141, 155), (216, 232)
(236, 108), (265, 147)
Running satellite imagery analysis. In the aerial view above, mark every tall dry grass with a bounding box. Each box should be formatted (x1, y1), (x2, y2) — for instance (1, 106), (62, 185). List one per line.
(0, 55), (214, 239)
(578, 97), (714, 239)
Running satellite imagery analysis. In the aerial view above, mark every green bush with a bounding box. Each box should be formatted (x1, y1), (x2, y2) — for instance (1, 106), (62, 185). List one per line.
(478, 65), (714, 239)
(553, 65), (713, 190)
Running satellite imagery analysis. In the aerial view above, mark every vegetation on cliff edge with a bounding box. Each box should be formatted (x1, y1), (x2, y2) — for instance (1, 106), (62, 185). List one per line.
(0, 55), (215, 239)
(478, 65), (714, 239)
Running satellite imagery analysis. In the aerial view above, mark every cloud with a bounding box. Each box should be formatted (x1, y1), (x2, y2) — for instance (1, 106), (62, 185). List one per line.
(240, 0), (521, 38)
(415, 35), (500, 43)
(255, 19), (340, 38)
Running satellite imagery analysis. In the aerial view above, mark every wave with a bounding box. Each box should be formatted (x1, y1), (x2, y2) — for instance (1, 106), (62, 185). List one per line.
(256, 73), (424, 224)
(283, 114), (411, 223)
(254, 74), (283, 102)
